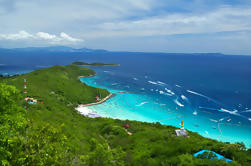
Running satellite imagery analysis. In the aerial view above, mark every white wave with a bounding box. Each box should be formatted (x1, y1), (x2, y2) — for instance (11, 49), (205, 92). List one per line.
(75, 106), (101, 118)
(205, 131), (209, 135)
(187, 90), (208, 98)
(133, 77), (138, 80)
(159, 91), (164, 94)
(219, 118), (224, 122)
(227, 119), (231, 122)
(112, 83), (118, 86)
(148, 81), (158, 85)
(181, 95), (188, 102)
(219, 108), (239, 115)
(157, 81), (166, 85)
(148, 80), (167, 86)
(103, 71), (114, 75)
(209, 119), (218, 123)
(242, 109), (251, 113)
(159, 90), (173, 96)
(150, 89), (154, 91)
(186, 90), (223, 105)
(174, 99), (184, 107)
(175, 84), (182, 88)
(248, 118), (251, 121)
(193, 111), (197, 115)
(165, 88), (175, 96)
(141, 88), (145, 90)
(136, 102), (148, 107)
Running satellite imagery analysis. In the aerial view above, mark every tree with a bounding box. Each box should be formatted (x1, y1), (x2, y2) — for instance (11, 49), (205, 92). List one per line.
(0, 83), (71, 165)
(80, 138), (125, 166)
(178, 154), (196, 166)
(0, 83), (26, 166)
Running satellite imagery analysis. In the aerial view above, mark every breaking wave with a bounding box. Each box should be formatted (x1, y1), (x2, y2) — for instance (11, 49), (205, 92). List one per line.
(186, 90), (222, 105)
(148, 81), (158, 85)
(174, 99), (184, 107)
(136, 102), (148, 107)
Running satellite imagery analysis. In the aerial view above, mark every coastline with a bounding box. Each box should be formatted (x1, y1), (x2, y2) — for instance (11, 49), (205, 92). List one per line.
(76, 70), (251, 148)
(76, 73), (114, 117)
(78, 73), (97, 80)
(75, 93), (114, 118)
(78, 93), (114, 107)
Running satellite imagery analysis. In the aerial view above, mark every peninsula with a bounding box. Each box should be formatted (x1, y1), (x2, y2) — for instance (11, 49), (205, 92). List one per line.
(72, 61), (120, 66)
(0, 64), (250, 165)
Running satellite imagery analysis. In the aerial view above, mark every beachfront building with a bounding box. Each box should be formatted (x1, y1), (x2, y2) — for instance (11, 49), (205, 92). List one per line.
(94, 96), (100, 101)
(122, 123), (130, 129)
(175, 120), (188, 137)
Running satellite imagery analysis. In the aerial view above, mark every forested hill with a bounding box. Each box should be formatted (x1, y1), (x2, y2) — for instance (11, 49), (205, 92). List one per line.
(0, 65), (250, 165)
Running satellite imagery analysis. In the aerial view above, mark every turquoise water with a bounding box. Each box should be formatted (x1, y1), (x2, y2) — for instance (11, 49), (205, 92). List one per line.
(81, 72), (251, 148)
(1, 49), (251, 148)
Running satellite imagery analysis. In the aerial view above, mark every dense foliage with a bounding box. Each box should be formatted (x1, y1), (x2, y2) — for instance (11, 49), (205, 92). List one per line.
(0, 65), (250, 165)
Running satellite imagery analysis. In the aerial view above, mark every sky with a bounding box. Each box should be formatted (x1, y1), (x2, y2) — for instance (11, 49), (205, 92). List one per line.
(0, 0), (251, 55)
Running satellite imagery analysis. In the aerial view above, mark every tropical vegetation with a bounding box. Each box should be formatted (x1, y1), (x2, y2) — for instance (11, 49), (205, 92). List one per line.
(0, 65), (250, 165)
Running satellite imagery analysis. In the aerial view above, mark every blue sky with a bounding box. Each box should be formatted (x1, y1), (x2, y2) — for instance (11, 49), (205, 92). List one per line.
(0, 0), (251, 55)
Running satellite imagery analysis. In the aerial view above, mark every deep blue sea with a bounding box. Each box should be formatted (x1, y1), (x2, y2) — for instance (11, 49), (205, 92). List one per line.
(1, 50), (251, 147)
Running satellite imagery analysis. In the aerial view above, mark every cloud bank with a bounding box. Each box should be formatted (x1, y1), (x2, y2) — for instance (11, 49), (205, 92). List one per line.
(0, 31), (83, 44)
(0, 0), (251, 54)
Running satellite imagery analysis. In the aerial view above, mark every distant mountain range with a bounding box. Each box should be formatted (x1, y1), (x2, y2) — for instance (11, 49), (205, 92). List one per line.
(0, 46), (108, 53)
(0, 46), (225, 56)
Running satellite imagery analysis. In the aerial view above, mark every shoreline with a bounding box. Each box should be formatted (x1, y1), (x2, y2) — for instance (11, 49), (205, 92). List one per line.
(75, 93), (114, 118)
(78, 93), (114, 107)
(76, 73), (251, 148)
(78, 73), (97, 80)
(76, 73), (114, 118)
(78, 73), (114, 107)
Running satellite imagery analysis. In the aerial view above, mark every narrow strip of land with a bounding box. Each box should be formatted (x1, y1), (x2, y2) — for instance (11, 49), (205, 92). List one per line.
(78, 93), (114, 107)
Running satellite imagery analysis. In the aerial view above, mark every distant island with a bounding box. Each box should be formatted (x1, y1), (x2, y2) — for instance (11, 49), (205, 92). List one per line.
(0, 64), (250, 165)
(72, 61), (120, 66)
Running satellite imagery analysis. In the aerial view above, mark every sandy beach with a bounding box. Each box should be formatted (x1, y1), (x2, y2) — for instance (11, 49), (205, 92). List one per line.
(76, 74), (114, 117)
(75, 93), (114, 118)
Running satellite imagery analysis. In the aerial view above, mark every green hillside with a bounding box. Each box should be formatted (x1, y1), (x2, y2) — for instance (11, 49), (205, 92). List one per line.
(0, 65), (250, 166)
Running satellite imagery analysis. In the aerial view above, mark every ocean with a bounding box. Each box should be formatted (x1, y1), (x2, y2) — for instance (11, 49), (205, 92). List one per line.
(1, 49), (251, 148)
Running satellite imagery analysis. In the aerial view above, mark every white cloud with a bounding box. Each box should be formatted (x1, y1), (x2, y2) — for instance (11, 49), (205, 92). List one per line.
(60, 32), (83, 42)
(82, 6), (251, 38)
(1, 1), (251, 39)
(36, 32), (56, 40)
(0, 30), (33, 40)
(0, 31), (84, 44)
(0, 0), (251, 54)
